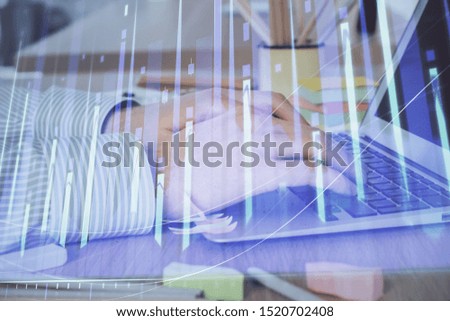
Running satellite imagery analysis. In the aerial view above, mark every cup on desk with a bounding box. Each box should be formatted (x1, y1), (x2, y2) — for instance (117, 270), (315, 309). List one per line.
(258, 44), (323, 98)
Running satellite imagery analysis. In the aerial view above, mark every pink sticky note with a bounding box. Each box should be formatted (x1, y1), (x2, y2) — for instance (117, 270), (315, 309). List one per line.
(305, 262), (384, 301)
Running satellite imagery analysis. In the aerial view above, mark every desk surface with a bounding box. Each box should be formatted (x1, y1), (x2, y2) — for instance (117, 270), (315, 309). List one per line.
(32, 222), (450, 300)
(45, 222), (450, 277)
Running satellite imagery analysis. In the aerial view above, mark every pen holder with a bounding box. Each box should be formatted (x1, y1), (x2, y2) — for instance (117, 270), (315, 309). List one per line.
(258, 44), (323, 97)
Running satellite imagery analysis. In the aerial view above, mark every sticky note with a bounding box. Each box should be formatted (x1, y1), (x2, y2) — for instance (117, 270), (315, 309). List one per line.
(163, 262), (244, 301)
(305, 262), (384, 301)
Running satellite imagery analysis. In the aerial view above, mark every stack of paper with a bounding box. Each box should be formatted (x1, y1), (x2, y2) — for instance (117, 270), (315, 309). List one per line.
(296, 77), (377, 130)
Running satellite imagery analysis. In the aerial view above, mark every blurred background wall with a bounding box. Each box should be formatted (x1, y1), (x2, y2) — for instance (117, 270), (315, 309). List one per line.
(0, 0), (115, 65)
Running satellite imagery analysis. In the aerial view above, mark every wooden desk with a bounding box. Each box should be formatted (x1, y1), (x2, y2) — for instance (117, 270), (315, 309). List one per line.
(33, 222), (450, 300)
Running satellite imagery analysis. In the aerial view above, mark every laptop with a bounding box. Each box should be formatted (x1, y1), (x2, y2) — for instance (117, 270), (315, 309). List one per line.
(206, 0), (450, 243)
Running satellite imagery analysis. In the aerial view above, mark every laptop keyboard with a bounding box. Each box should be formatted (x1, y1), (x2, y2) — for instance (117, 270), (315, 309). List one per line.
(290, 133), (450, 221)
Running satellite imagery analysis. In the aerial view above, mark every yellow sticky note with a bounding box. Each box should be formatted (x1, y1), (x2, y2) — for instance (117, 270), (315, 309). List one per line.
(163, 262), (244, 301)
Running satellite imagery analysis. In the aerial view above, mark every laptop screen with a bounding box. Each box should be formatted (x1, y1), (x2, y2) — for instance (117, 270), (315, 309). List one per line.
(375, 0), (450, 150)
